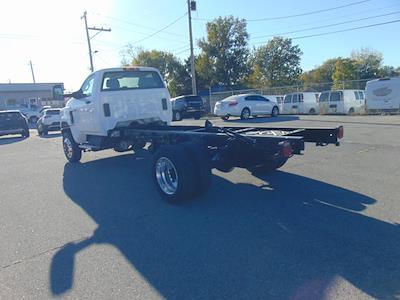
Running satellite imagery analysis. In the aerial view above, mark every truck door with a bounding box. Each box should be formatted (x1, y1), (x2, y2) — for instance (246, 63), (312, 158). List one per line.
(328, 91), (343, 114)
(74, 74), (100, 134)
(282, 94), (292, 114)
(291, 94), (299, 114)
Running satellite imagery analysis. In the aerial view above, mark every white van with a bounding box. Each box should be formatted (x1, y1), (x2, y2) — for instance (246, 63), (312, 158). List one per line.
(281, 92), (319, 114)
(319, 90), (365, 115)
(365, 77), (400, 113)
(263, 95), (284, 111)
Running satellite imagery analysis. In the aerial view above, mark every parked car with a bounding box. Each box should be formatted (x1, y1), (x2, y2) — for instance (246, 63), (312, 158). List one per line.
(0, 110), (29, 138)
(281, 92), (319, 114)
(365, 77), (400, 113)
(319, 90), (365, 115)
(214, 94), (279, 120)
(170, 95), (205, 121)
(37, 108), (61, 136)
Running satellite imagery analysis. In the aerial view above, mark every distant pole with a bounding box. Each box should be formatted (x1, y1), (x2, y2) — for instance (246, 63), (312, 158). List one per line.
(29, 60), (36, 83)
(82, 11), (94, 73)
(187, 0), (197, 95)
(81, 11), (111, 73)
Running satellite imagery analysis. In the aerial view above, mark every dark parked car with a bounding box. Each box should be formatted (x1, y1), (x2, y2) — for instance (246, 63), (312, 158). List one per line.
(170, 95), (205, 121)
(0, 110), (30, 138)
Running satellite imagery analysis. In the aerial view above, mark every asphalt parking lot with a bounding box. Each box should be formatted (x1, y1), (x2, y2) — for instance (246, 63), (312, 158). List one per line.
(0, 115), (399, 299)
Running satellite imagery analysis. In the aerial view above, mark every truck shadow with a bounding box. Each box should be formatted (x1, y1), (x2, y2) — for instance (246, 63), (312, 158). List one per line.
(53, 154), (400, 299)
(0, 135), (28, 145)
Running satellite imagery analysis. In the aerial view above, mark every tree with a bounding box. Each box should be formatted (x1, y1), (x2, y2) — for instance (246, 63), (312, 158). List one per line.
(300, 58), (341, 91)
(351, 48), (382, 79)
(121, 45), (191, 97)
(197, 16), (250, 87)
(249, 37), (302, 88)
(378, 65), (399, 77)
(332, 58), (357, 89)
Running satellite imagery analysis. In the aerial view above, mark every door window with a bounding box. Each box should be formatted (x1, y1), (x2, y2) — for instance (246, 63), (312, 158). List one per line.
(292, 94), (299, 103)
(330, 91), (342, 101)
(354, 91), (360, 100)
(256, 95), (268, 101)
(245, 95), (257, 101)
(283, 95), (292, 103)
(319, 93), (329, 102)
(81, 75), (95, 97)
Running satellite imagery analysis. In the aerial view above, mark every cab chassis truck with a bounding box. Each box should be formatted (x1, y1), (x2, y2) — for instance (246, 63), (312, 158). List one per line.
(61, 67), (343, 203)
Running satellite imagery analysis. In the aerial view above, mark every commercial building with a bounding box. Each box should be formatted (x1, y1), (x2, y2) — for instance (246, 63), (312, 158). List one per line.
(0, 83), (64, 110)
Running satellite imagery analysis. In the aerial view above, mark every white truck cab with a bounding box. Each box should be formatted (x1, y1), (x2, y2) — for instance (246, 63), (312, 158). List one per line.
(61, 67), (172, 144)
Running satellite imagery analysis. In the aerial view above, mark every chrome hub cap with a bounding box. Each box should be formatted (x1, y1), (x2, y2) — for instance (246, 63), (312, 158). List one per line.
(155, 157), (178, 195)
(63, 137), (73, 159)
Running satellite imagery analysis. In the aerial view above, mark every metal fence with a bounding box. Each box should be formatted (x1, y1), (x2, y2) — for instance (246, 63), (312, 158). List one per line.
(201, 78), (382, 115)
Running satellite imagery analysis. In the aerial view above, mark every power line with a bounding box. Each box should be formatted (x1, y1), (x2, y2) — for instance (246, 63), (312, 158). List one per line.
(129, 12), (188, 45)
(95, 12), (188, 39)
(290, 19), (400, 40)
(251, 10), (400, 40)
(247, 0), (373, 21)
(249, 2), (400, 36)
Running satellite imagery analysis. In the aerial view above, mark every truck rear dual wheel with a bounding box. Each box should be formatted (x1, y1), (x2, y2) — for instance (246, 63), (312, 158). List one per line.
(152, 142), (211, 204)
(62, 131), (82, 163)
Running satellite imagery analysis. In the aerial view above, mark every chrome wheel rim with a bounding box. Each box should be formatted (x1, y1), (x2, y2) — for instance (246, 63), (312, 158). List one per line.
(273, 107), (278, 116)
(175, 111), (181, 120)
(243, 109), (250, 119)
(155, 157), (178, 195)
(63, 137), (73, 159)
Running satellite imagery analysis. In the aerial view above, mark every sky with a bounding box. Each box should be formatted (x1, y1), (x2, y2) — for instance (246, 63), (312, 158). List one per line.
(1, 0), (399, 91)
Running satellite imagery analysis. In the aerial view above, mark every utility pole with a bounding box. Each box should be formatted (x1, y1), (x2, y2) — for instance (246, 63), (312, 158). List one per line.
(29, 60), (36, 83)
(81, 11), (111, 73)
(187, 0), (197, 95)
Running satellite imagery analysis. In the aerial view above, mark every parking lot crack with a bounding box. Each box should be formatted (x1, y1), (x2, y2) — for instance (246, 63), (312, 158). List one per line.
(0, 235), (92, 271)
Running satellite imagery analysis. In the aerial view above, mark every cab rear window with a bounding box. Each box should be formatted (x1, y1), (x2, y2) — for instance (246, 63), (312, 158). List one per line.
(101, 71), (165, 91)
(46, 110), (60, 115)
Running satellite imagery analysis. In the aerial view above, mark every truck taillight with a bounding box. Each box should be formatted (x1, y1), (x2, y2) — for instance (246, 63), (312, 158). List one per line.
(337, 126), (344, 139)
(229, 101), (238, 106)
(281, 141), (293, 158)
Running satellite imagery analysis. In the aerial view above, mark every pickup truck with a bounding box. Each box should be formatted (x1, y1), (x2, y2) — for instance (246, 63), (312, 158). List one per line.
(61, 67), (343, 203)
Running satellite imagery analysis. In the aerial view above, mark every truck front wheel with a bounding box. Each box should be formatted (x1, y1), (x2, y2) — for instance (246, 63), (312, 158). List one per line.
(62, 131), (82, 163)
(153, 144), (196, 204)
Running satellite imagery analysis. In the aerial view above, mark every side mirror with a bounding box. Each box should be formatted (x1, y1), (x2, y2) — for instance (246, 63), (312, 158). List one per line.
(65, 90), (84, 99)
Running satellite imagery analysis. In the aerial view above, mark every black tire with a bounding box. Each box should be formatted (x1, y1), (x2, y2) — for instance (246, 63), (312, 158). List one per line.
(193, 112), (202, 120)
(309, 108), (316, 115)
(271, 106), (279, 117)
(40, 125), (48, 136)
(348, 108), (355, 115)
(240, 108), (251, 120)
(182, 142), (212, 197)
(62, 130), (82, 163)
(22, 129), (30, 138)
(173, 110), (182, 121)
(29, 116), (38, 123)
(221, 116), (229, 121)
(247, 157), (288, 175)
(153, 144), (196, 204)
